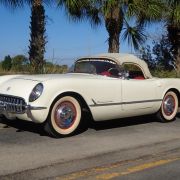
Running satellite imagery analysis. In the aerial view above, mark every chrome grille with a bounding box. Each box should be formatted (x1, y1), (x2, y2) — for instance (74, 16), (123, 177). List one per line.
(0, 94), (26, 114)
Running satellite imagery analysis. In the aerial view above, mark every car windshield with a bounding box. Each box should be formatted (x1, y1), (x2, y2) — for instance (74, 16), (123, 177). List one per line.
(73, 58), (120, 76)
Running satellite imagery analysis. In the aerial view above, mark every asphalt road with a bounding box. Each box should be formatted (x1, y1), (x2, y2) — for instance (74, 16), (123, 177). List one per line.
(0, 114), (180, 179)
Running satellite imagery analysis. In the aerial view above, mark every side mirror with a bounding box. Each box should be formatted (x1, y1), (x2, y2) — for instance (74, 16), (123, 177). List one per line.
(124, 71), (129, 79)
(119, 71), (129, 79)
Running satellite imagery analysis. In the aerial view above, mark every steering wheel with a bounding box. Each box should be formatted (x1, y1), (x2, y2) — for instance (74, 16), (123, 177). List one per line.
(107, 68), (119, 77)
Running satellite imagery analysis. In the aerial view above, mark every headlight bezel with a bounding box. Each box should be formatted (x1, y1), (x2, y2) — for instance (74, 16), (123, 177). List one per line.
(29, 83), (44, 102)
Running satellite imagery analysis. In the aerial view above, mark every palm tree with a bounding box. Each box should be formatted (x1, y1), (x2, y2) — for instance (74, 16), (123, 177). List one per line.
(58, 0), (164, 53)
(29, 0), (46, 73)
(165, 0), (180, 72)
(0, 0), (50, 73)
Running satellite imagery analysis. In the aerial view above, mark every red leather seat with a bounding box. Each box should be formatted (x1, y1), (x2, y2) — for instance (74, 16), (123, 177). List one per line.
(100, 71), (111, 76)
(134, 76), (145, 80)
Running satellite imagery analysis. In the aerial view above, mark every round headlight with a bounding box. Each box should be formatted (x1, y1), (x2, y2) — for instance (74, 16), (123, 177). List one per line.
(29, 83), (44, 102)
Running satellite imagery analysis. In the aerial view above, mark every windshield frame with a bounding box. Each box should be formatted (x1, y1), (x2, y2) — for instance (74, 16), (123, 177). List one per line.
(73, 58), (121, 76)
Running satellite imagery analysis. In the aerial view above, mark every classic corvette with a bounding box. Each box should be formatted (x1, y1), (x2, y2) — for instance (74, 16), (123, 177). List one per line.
(0, 53), (179, 137)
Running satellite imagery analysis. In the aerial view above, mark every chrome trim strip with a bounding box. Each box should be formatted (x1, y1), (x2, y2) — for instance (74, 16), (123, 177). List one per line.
(92, 99), (97, 105)
(0, 104), (47, 114)
(123, 99), (162, 105)
(90, 102), (123, 107)
(26, 105), (47, 111)
(90, 99), (162, 107)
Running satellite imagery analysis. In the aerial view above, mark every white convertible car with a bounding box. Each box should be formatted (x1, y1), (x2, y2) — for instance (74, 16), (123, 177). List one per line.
(0, 53), (179, 137)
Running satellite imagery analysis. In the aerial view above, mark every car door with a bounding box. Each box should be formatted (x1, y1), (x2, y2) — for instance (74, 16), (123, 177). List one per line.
(88, 76), (123, 121)
(91, 76), (122, 106)
(121, 63), (156, 111)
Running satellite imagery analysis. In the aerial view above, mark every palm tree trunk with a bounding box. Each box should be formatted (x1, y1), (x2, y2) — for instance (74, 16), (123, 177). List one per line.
(105, 6), (123, 53)
(29, 0), (46, 73)
(176, 32), (180, 75)
(168, 25), (180, 74)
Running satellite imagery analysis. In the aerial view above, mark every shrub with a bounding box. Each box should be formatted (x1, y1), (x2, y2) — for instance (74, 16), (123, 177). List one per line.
(2, 55), (12, 71)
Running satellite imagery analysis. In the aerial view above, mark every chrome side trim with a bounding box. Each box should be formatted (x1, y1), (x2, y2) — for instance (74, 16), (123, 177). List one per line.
(26, 105), (47, 111)
(90, 101), (123, 107)
(123, 99), (163, 105)
(90, 99), (162, 107)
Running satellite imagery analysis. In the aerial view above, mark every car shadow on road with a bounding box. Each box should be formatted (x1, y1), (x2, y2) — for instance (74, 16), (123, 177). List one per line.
(177, 112), (180, 118)
(0, 115), (156, 137)
(90, 113), (180, 131)
(0, 113), (179, 137)
(0, 117), (47, 136)
(87, 115), (157, 131)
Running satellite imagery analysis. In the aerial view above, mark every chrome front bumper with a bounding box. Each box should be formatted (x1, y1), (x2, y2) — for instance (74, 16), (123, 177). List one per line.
(0, 94), (46, 114)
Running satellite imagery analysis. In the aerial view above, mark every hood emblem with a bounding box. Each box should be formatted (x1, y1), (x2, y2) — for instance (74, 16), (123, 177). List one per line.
(6, 87), (11, 91)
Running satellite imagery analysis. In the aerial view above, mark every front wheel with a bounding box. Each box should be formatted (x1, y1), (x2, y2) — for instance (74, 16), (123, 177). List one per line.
(157, 91), (178, 122)
(44, 96), (82, 137)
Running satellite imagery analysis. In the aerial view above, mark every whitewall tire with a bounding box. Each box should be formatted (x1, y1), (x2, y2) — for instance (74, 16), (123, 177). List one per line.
(157, 91), (178, 122)
(44, 96), (82, 137)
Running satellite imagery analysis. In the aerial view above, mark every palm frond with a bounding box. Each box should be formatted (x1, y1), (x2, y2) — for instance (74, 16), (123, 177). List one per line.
(57, 0), (102, 26)
(126, 0), (165, 25)
(122, 21), (147, 51)
(0, 0), (52, 8)
(0, 0), (27, 8)
(57, 0), (88, 21)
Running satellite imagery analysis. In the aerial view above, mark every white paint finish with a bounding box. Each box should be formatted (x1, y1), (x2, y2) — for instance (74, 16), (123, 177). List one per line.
(122, 79), (157, 110)
(0, 78), (38, 101)
(0, 53), (179, 124)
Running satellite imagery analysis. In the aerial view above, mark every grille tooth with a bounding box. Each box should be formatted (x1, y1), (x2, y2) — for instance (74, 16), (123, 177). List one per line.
(20, 100), (23, 112)
(0, 94), (26, 114)
(12, 98), (16, 112)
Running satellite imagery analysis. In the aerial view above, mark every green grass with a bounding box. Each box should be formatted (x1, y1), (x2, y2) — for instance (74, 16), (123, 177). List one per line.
(0, 64), (68, 75)
(151, 70), (180, 78)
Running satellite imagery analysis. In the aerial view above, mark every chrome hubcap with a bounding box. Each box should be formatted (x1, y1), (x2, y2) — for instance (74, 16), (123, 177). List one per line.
(163, 95), (175, 116)
(55, 101), (76, 129)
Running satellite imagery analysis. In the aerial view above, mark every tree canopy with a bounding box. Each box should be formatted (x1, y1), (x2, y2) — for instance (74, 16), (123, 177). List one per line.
(58, 0), (164, 52)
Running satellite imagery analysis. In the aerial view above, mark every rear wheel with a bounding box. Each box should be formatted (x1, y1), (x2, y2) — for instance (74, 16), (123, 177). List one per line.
(44, 96), (82, 137)
(157, 91), (178, 122)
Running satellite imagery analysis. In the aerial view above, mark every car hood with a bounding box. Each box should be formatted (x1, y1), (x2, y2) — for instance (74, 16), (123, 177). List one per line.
(0, 78), (39, 101)
(7, 73), (103, 82)
(0, 73), (102, 100)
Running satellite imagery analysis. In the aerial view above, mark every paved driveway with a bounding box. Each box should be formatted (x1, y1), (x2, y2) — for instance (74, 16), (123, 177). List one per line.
(0, 114), (180, 179)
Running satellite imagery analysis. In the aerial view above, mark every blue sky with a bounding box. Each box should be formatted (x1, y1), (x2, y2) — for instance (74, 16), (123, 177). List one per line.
(0, 5), (164, 66)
